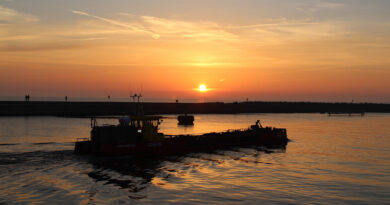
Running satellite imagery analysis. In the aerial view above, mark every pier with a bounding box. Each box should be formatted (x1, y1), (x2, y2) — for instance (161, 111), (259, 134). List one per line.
(0, 101), (389, 117)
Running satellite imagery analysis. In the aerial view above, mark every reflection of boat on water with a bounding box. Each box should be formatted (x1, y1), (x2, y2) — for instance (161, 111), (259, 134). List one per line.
(177, 114), (194, 125)
(85, 146), (286, 200)
(87, 156), (162, 199)
(75, 116), (288, 156)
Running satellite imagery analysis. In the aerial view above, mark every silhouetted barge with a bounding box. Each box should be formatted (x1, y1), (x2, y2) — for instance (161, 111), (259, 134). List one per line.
(75, 116), (288, 156)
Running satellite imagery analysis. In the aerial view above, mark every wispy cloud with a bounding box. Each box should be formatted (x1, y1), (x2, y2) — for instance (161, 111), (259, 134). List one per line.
(296, 1), (345, 14)
(0, 41), (86, 52)
(71, 10), (160, 39)
(70, 11), (344, 43)
(0, 9), (368, 56)
(0, 5), (38, 24)
(139, 15), (237, 41)
(316, 2), (344, 9)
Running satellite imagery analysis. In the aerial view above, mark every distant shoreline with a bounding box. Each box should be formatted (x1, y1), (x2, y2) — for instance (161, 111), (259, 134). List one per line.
(0, 101), (389, 117)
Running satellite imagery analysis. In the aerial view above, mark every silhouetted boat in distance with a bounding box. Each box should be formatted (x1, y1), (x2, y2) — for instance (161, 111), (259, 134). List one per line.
(177, 114), (195, 125)
(75, 116), (288, 156)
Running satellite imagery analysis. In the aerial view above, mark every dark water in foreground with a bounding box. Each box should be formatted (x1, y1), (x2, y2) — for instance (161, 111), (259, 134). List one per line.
(0, 114), (389, 204)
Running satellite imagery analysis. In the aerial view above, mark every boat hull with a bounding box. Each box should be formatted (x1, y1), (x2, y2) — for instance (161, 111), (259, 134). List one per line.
(75, 128), (288, 156)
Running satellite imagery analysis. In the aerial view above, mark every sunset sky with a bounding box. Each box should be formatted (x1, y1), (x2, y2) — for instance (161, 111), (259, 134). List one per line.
(1, 0), (390, 102)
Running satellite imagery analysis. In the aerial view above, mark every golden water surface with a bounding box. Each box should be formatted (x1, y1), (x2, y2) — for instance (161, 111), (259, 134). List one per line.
(0, 113), (389, 204)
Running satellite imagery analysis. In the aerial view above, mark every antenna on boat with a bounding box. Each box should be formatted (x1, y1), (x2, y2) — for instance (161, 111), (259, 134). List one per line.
(130, 92), (137, 102)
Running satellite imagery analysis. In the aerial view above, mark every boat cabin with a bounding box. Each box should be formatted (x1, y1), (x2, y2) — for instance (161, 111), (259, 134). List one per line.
(90, 116), (164, 144)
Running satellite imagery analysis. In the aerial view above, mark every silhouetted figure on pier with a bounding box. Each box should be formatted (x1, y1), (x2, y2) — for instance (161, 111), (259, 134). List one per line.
(25, 94), (30, 102)
(65, 96), (68, 102)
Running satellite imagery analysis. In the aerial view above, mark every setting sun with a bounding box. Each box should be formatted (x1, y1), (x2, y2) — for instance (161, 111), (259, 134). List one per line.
(198, 84), (207, 92)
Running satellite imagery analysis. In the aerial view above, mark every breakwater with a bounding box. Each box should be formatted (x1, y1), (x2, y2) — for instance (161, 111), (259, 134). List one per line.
(1, 101), (389, 117)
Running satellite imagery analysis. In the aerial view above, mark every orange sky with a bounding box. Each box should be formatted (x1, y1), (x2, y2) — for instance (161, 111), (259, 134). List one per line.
(1, 0), (390, 102)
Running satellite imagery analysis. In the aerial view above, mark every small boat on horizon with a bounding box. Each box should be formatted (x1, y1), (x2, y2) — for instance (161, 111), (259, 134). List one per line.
(177, 114), (195, 125)
(74, 116), (288, 156)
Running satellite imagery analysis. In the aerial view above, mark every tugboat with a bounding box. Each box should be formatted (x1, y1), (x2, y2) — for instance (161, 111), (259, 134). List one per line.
(75, 117), (288, 156)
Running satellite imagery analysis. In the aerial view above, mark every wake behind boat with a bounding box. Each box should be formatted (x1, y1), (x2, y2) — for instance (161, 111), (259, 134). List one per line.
(75, 116), (288, 156)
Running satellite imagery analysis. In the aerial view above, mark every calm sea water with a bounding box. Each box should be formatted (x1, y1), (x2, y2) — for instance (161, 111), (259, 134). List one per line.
(0, 114), (389, 204)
